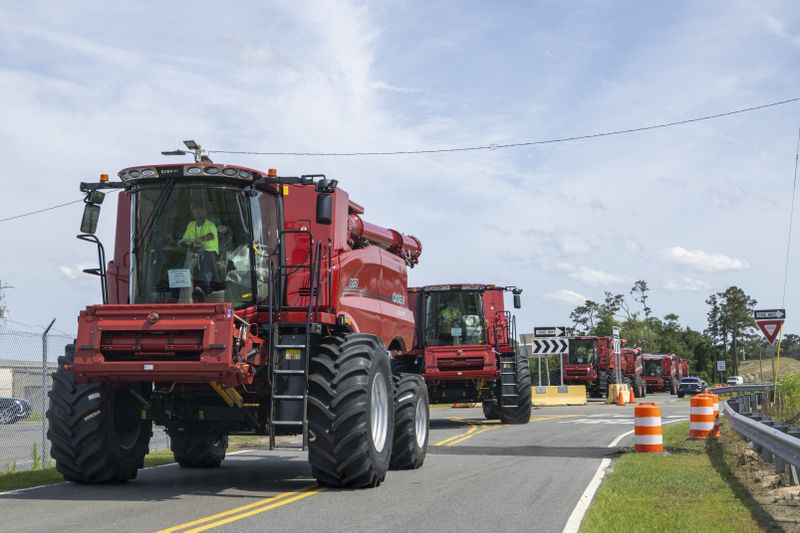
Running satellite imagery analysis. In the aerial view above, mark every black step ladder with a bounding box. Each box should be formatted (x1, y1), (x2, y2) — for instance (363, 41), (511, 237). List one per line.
(269, 331), (310, 450)
(498, 353), (518, 408)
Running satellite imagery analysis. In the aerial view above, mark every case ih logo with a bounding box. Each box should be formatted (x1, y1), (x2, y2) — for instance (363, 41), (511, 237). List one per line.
(347, 278), (359, 290)
(392, 293), (404, 305)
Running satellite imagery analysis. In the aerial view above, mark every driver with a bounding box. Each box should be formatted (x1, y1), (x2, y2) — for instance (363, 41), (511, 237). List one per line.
(180, 206), (219, 298)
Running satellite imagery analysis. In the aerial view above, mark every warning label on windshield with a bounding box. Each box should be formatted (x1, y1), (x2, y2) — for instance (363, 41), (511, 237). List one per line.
(168, 269), (192, 289)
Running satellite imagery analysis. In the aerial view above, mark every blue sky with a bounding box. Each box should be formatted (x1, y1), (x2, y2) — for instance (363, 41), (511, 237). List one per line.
(1, 0), (800, 337)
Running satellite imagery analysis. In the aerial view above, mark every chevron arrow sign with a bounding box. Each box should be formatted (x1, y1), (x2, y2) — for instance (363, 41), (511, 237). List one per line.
(527, 338), (569, 355)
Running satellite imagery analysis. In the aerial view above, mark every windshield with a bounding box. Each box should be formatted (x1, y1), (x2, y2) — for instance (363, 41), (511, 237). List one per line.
(681, 378), (699, 383)
(644, 359), (663, 376)
(423, 291), (484, 346)
(131, 184), (273, 309)
(568, 338), (596, 365)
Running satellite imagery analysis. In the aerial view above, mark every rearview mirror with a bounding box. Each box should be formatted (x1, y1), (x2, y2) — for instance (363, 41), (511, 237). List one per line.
(513, 293), (521, 309)
(316, 193), (333, 225)
(81, 204), (101, 234)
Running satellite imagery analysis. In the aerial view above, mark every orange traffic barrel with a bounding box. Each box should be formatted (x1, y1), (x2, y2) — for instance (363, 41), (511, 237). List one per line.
(634, 402), (663, 453)
(689, 393), (714, 439)
(710, 393), (720, 438)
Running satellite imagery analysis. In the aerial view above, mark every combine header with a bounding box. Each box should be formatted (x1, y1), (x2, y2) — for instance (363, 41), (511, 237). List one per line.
(394, 284), (531, 424)
(47, 145), (429, 488)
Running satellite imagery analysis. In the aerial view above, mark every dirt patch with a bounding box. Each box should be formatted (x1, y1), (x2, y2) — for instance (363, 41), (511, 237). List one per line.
(722, 421), (800, 531)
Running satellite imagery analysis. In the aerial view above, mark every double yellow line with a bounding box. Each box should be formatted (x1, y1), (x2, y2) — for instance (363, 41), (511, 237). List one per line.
(157, 484), (324, 533)
(434, 418), (503, 446)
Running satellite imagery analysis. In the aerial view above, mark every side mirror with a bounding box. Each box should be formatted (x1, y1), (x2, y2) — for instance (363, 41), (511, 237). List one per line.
(513, 293), (521, 309)
(81, 204), (101, 234)
(316, 193), (333, 225)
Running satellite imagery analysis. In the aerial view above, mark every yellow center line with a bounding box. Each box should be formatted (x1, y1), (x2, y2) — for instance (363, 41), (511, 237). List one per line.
(184, 487), (325, 533)
(445, 424), (501, 446)
(156, 484), (320, 533)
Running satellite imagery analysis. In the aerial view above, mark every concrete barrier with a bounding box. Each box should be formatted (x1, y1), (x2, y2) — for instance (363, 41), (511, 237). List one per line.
(607, 384), (631, 405)
(532, 385), (587, 406)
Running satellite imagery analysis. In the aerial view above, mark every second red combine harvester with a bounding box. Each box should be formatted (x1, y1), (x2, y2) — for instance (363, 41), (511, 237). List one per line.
(47, 149), (430, 489)
(392, 284), (531, 424)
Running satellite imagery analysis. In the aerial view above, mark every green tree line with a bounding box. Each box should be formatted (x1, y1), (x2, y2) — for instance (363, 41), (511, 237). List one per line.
(568, 281), (794, 382)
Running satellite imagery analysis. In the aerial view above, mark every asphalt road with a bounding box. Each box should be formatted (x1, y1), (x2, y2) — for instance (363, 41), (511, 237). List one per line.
(1, 395), (687, 533)
(0, 422), (170, 469)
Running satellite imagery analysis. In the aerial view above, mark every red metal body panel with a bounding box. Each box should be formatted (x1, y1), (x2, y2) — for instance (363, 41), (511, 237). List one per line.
(641, 353), (678, 391)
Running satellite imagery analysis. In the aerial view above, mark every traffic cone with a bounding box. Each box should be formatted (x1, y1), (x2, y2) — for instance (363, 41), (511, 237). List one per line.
(629, 385), (636, 403)
(616, 388), (625, 406)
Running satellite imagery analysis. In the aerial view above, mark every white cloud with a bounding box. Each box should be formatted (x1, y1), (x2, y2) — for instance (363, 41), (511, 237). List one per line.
(559, 234), (593, 255)
(58, 264), (95, 280)
(660, 247), (750, 273)
(663, 277), (711, 292)
(542, 289), (587, 305)
(555, 262), (634, 287)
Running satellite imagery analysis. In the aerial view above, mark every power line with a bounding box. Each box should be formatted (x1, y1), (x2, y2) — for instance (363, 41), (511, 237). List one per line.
(0, 199), (83, 224)
(782, 127), (800, 308)
(209, 96), (800, 157)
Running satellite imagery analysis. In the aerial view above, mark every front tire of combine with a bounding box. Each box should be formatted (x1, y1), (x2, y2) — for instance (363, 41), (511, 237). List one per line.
(482, 399), (500, 420)
(170, 432), (228, 468)
(308, 334), (394, 488)
(634, 375), (645, 398)
(390, 374), (429, 470)
(499, 351), (532, 425)
(47, 352), (152, 484)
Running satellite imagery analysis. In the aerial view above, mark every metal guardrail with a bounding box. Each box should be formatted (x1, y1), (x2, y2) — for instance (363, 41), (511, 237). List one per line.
(722, 397), (800, 485)
(708, 383), (774, 395)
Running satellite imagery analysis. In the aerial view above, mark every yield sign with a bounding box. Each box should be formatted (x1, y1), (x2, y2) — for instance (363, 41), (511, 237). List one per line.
(757, 320), (784, 345)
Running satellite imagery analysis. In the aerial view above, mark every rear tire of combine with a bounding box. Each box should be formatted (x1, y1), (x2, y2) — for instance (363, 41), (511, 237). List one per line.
(390, 374), (429, 470)
(47, 348), (152, 484)
(308, 334), (394, 488)
(482, 400), (500, 420)
(170, 432), (228, 468)
(499, 351), (532, 425)
(634, 375), (645, 398)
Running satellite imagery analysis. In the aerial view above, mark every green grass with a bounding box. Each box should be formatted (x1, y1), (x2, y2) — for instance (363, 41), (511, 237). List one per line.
(580, 421), (769, 532)
(0, 449), (176, 493)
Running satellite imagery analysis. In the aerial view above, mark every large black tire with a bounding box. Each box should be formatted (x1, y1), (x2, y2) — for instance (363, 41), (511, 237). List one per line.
(47, 349), (152, 484)
(170, 432), (228, 468)
(499, 351), (532, 425)
(482, 400), (500, 420)
(307, 334), (395, 488)
(390, 374), (429, 470)
(548, 369), (561, 387)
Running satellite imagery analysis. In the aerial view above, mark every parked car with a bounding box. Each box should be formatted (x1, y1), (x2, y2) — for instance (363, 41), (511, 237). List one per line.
(0, 397), (32, 424)
(678, 377), (706, 398)
(727, 376), (744, 386)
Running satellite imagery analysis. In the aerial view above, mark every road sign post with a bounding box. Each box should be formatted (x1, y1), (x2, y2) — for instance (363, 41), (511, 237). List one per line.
(754, 309), (786, 387)
(612, 326), (622, 387)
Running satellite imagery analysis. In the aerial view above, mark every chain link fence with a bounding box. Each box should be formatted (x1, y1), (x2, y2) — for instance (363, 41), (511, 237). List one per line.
(0, 326), (170, 474)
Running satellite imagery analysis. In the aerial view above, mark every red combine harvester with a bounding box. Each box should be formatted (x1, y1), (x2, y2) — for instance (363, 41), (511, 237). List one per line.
(551, 336), (641, 398)
(393, 284), (531, 424)
(46, 150), (430, 488)
(621, 346), (646, 398)
(641, 353), (680, 394)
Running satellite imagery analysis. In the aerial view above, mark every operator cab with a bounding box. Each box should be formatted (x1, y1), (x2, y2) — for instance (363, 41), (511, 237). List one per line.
(643, 358), (664, 376)
(423, 289), (485, 346)
(119, 164), (279, 309)
(568, 337), (597, 365)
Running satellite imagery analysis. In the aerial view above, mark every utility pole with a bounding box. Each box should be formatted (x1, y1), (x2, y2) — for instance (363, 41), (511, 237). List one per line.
(0, 280), (12, 327)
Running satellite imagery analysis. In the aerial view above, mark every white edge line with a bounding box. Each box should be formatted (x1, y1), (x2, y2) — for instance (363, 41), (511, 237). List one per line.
(562, 417), (689, 532)
(0, 449), (256, 496)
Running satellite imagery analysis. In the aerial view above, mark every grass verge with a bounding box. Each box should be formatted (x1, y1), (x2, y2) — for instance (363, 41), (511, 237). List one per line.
(0, 449), (176, 493)
(580, 420), (776, 532)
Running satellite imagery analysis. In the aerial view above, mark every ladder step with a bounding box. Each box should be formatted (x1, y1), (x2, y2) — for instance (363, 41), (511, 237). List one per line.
(274, 369), (305, 375)
(276, 344), (306, 349)
(501, 394), (518, 397)
(271, 420), (305, 426)
(272, 444), (306, 450)
(273, 395), (305, 400)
